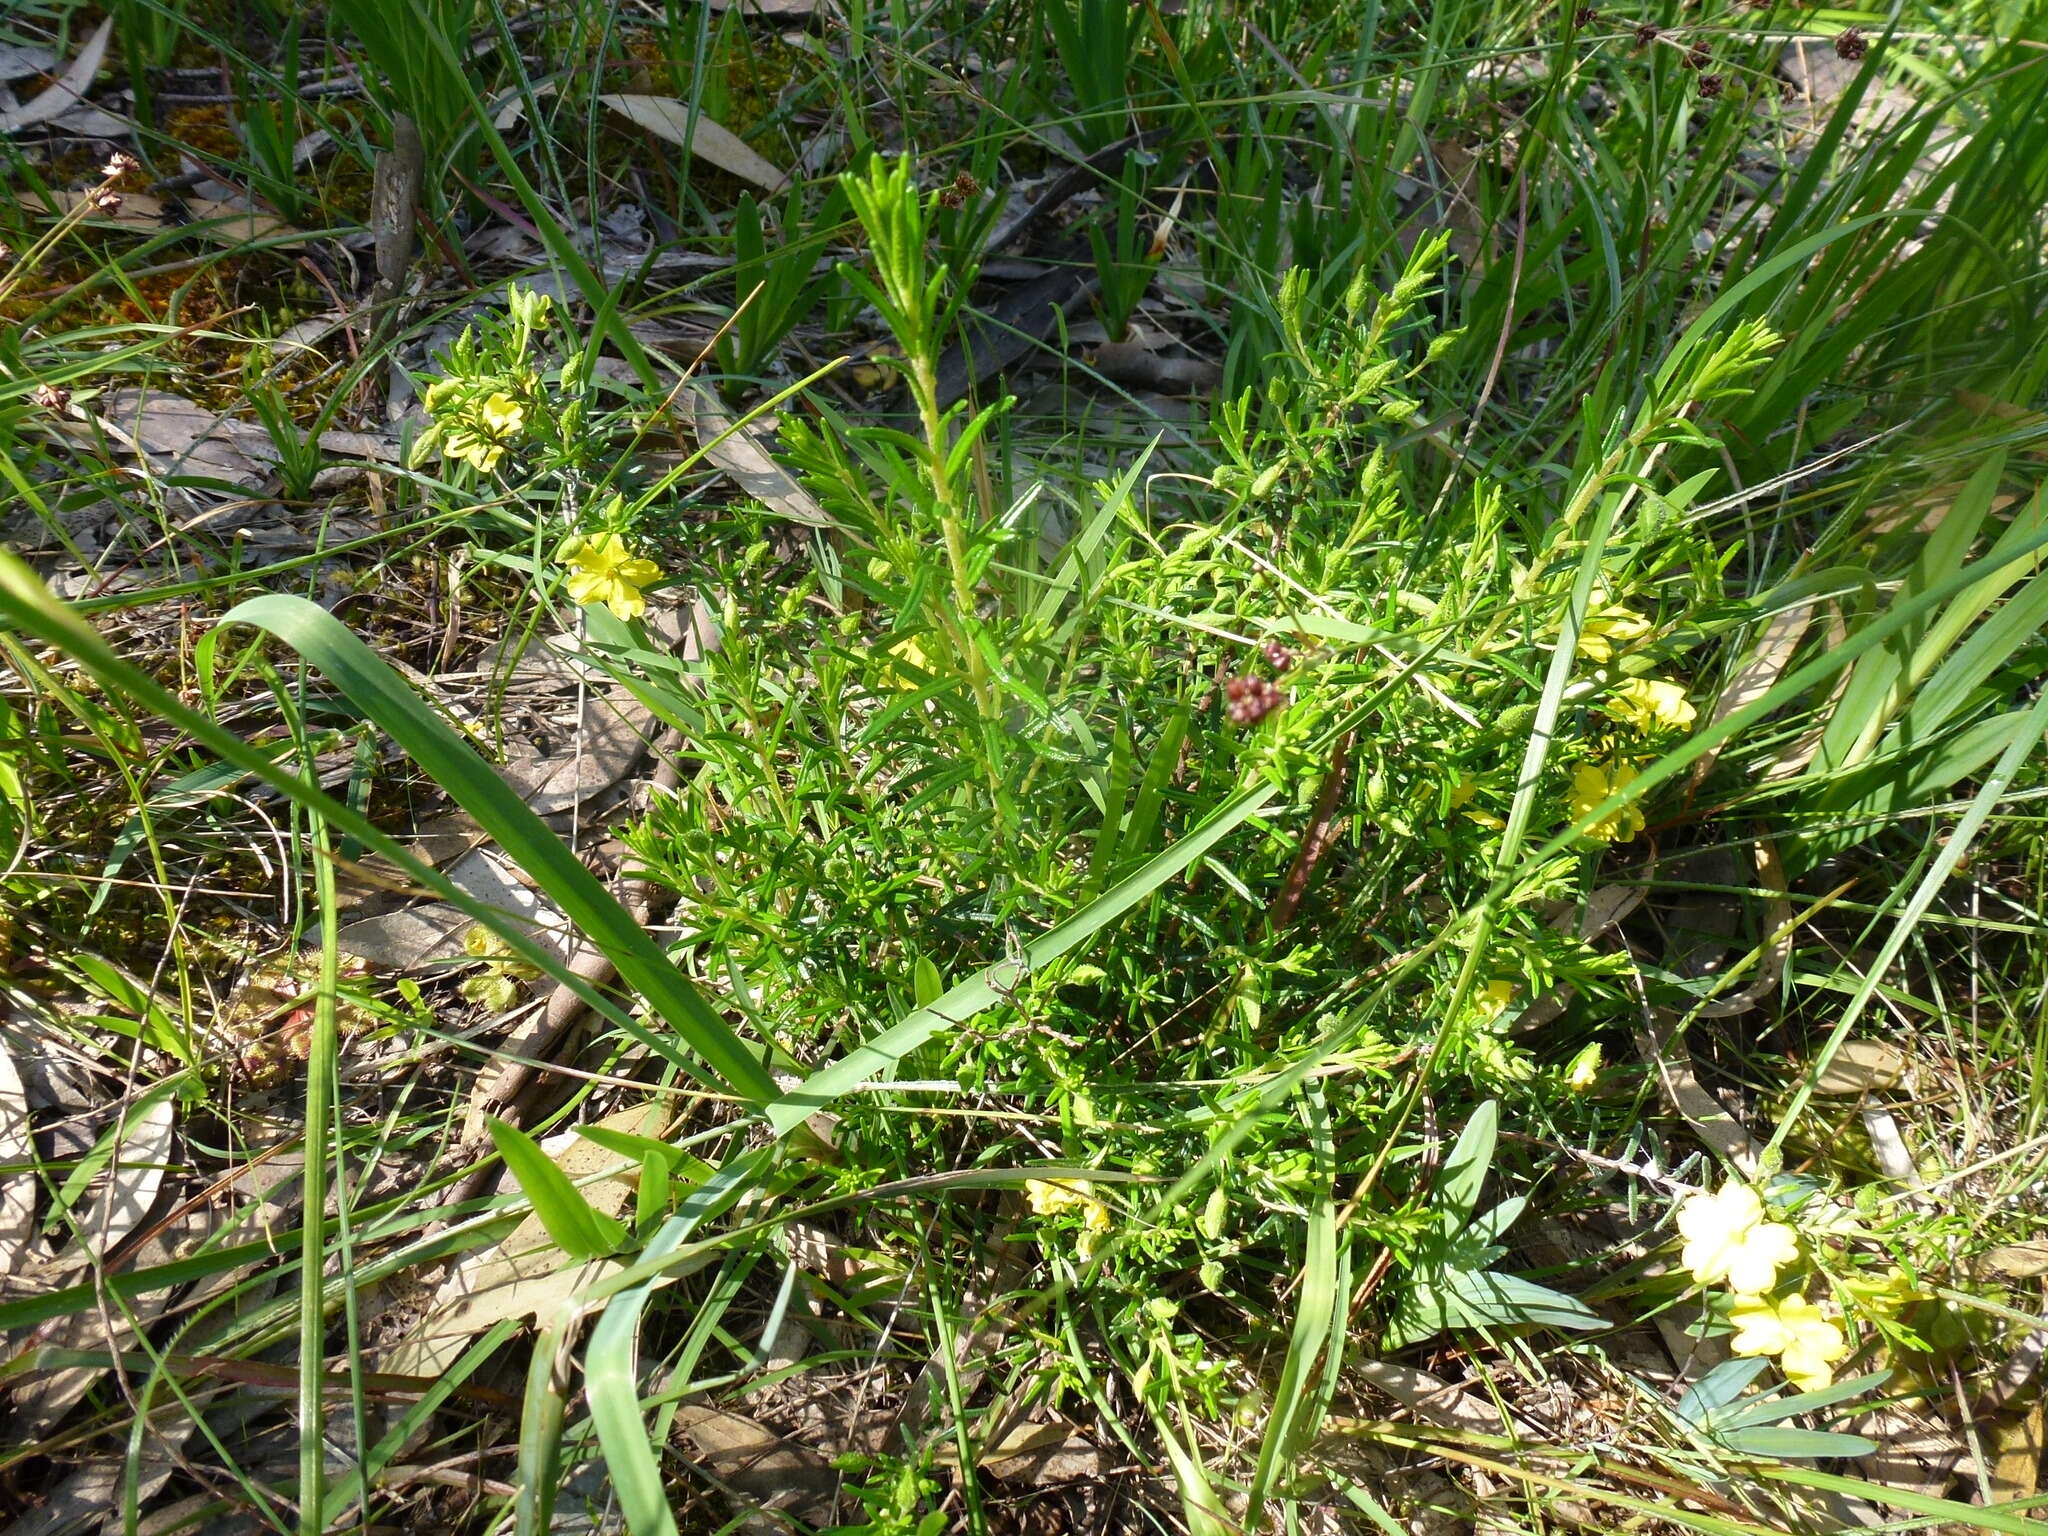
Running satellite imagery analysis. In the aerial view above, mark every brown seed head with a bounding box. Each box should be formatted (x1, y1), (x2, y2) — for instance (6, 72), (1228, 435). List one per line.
(1697, 71), (1725, 97)
(1834, 26), (1867, 59)
(1634, 21), (1659, 45)
(30, 383), (70, 411)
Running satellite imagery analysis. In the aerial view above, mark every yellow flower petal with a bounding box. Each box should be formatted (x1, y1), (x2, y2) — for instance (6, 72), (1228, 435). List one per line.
(1678, 1183), (1799, 1295)
(1569, 760), (1645, 842)
(563, 532), (661, 620)
(1728, 1293), (1848, 1391)
(1607, 677), (1697, 734)
(479, 391), (525, 436)
(1577, 604), (1652, 662)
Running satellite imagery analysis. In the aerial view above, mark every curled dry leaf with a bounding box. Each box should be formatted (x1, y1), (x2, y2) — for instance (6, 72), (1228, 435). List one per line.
(1690, 600), (1814, 789)
(598, 95), (788, 193)
(682, 389), (838, 529)
(0, 17), (111, 132)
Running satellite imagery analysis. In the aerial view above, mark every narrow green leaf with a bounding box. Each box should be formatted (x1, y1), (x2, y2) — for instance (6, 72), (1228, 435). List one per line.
(765, 781), (1278, 1137)
(1436, 1100), (1498, 1229)
(486, 1118), (625, 1261)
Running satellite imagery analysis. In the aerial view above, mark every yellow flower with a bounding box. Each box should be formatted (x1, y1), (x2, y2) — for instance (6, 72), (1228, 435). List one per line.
(1565, 1042), (1602, 1092)
(1607, 677), (1697, 734)
(1577, 603), (1652, 662)
(564, 532), (662, 621)
(443, 429), (506, 474)
(1470, 979), (1517, 1023)
(1677, 1182), (1800, 1295)
(479, 391), (525, 437)
(1025, 1177), (1113, 1260)
(1568, 760), (1646, 842)
(884, 633), (934, 689)
(1728, 1292), (1849, 1391)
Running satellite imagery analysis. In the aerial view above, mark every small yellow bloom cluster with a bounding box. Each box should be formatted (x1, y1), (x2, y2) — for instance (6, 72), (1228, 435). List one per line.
(1569, 758), (1645, 843)
(427, 385), (528, 473)
(415, 284), (554, 475)
(1606, 676), (1697, 734)
(1025, 1177), (1113, 1260)
(563, 528), (663, 621)
(1678, 1182), (1849, 1391)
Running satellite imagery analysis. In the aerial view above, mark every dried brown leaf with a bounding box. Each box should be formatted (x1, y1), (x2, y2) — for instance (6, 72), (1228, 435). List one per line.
(0, 18), (111, 132)
(598, 95), (788, 192)
(682, 389), (838, 528)
(1812, 1039), (1909, 1096)
(673, 1407), (839, 1525)
(1691, 601), (1814, 788)
(96, 388), (279, 490)
(497, 690), (654, 815)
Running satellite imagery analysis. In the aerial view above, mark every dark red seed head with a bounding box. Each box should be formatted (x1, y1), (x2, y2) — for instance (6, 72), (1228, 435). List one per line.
(1834, 27), (1867, 59)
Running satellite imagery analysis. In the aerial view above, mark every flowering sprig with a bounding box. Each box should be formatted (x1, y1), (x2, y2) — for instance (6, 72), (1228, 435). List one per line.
(411, 284), (554, 477)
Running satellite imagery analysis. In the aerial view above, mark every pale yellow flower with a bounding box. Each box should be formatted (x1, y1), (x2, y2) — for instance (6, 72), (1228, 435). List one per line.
(1568, 760), (1645, 842)
(1024, 1177), (1113, 1259)
(443, 429), (507, 474)
(1607, 677), (1697, 734)
(1577, 604), (1653, 662)
(1678, 1182), (1800, 1295)
(479, 391), (525, 437)
(1729, 1292), (1849, 1391)
(1470, 979), (1517, 1023)
(564, 532), (662, 621)
(1565, 1042), (1602, 1092)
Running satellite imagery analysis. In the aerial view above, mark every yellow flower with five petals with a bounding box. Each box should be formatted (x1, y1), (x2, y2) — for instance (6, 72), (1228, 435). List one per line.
(1728, 1292), (1849, 1391)
(1577, 603), (1653, 662)
(1025, 1177), (1113, 1259)
(1678, 1182), (1800, 1295)
(564, 532), (662, 621)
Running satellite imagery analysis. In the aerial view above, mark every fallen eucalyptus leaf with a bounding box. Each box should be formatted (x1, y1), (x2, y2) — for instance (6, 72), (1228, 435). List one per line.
(0, 17), (111, 132)
(682, 389), (837, 529)
(598, 95), (788, 192)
